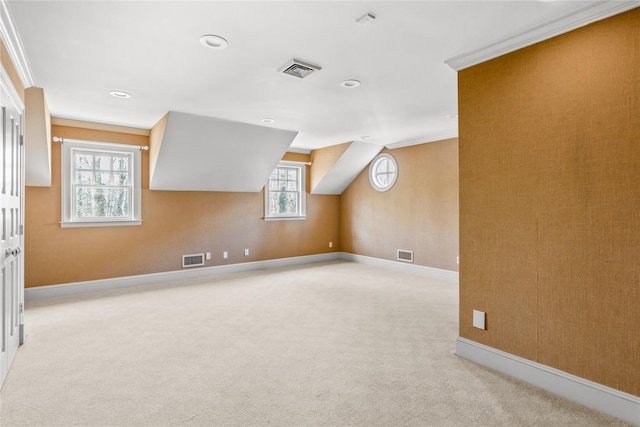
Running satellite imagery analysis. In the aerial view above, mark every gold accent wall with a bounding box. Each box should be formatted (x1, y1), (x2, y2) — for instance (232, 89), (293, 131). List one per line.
(458, 9), (640, 396)
(25, 125), (340, 287)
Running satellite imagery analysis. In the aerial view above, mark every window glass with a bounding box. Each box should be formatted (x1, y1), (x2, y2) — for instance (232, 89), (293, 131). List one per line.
(61, 140), (142, 227)
(369, 153), (398, 192)
(264, 162), (306, 220)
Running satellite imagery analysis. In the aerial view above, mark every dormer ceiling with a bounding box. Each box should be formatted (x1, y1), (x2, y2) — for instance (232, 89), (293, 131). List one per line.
(7, 1), (633, 152)
(149, 112), (297, 192)
(8, 1), (638, 193)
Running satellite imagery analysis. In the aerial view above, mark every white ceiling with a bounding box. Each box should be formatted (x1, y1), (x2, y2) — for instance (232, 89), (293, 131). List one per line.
(7, 0), (607, 151)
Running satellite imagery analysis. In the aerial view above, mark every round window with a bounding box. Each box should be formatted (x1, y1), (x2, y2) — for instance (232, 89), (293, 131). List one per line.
(369, 153), (398, 192)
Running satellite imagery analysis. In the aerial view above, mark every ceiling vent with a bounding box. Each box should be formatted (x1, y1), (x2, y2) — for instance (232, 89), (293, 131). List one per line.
(278, 59), (322, 79)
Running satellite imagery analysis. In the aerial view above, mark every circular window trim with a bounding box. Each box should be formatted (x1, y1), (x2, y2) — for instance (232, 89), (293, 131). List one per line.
(369, 153), (398, 192)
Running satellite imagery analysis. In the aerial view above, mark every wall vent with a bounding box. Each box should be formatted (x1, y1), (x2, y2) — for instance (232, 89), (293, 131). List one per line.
(278, 58), (322, 79)
(182, 253), (205, 268)
(397, 249), (414, 263)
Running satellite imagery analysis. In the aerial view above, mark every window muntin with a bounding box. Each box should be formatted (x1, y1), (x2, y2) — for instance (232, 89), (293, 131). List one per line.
(73, 149), (132, 219)
(264, 162), (306, 220)
(369, 153), (398, 192)
(61, 140), (141, 227)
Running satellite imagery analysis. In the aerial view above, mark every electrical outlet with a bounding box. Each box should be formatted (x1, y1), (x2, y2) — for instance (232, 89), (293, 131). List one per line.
(244, 248), (249, 256)
(329, 242), (333, 248)
(473, 310), (486, 330)
(205, 252), (211, 260)
(223, 251), (228, 259)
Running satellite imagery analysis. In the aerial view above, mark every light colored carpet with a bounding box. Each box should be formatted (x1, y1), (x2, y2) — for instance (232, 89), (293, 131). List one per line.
(0, 260), (630, 426)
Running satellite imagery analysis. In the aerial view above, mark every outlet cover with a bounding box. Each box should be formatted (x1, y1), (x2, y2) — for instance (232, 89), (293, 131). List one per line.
(329, 242), (333, 248)
(473, 310), (486, 330)
(244, 248), (249, 256)
(205, 252), (211, 260)
(223, 251), (228, 259)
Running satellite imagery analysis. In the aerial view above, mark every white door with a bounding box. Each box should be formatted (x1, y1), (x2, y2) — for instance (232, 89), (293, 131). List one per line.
(0, 75), (24, 387)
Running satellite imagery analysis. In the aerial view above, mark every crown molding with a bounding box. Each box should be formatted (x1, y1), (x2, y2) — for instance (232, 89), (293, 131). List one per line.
(0, 0), (34, 87)
(286, 147), (312, 155)
(445, 1), (640, 71)
(385, 130), (458, 150)
(51, 117), (150, 136)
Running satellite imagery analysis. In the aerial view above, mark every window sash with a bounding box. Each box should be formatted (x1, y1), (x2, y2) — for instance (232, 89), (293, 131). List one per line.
(71, 149), (134, 221)
(61, 140), (141, 227)
(265, 162), (306, 220)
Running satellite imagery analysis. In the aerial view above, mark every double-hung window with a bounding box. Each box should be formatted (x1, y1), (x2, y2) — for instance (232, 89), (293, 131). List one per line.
(264, 161), (306, 220)
(61, 139), (142, 227)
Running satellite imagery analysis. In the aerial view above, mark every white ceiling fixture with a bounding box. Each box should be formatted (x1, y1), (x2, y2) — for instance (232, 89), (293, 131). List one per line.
(356, 13), (376, 26)
(109, 90), (131, 99)
(199, 34), (228, 50)
(261, 118), (275, 124)
(340, 79), (360, 88)
(278, 58), (321, 79)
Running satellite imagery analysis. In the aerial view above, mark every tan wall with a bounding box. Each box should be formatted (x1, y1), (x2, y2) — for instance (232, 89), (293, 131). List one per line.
(310, 142), (350, 191)
(1, 39), (25, 101)
(25, 125), (340, 287)
(340, 139), (459, 272)
(458, 9), (640, 396)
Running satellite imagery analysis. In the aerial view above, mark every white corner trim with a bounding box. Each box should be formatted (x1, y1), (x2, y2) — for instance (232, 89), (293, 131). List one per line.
(25, 253), (341, 300)
(0, 61), (24, 111)
(456, 337), (640, 426)
(445, 1), (640, 71)
(339, 252), (459, 283)
(0, 0), (35, 87)
(286, 147), (312, 155)
(385, 131), (458, 150)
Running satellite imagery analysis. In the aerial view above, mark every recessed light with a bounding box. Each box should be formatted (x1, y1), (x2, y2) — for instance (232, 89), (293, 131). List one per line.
(200, 34), (228, 50)
(261, 118), (275, 124)
(109, 90), (131, 99)
(340, 79), (361, 88)
(361, 136), (370, 140)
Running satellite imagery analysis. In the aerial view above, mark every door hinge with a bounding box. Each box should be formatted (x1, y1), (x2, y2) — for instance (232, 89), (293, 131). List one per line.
(19, 224), (23, 235)
(19, 303), (23, 314)
(20, 135), (24, 146)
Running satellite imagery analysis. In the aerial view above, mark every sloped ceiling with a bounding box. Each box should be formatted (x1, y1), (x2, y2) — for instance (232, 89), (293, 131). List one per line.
(149, 112), (297, 192)
(8, 1), (639, 192)
(311, 141), (381, 195)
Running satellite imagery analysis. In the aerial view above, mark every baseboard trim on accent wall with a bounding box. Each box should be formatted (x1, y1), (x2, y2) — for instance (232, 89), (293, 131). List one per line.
(25, 253), (341, 301)
(26, 252), (458, 301)
(339, 253), (459, 283)
(456, 337), (640, 426)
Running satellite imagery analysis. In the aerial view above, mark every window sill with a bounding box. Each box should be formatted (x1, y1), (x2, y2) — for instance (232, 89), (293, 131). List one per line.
(61, 220), (142, 228)
(263, 216), (307, 221)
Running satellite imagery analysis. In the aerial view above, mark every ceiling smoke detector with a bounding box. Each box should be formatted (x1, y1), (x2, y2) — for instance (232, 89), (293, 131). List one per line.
(278, 58), (322, 79)
(356, 13), (376, 26)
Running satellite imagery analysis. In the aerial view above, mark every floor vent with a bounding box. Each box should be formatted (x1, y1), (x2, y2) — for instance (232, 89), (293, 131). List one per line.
(397, 249), (414, 263)
(278, 58), (322, 79)
(182, 253), (205, 268)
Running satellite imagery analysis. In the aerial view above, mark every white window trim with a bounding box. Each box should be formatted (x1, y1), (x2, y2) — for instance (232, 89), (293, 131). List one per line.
(369, 152), (398, 192)
(264, 160), (307, 221)
(61, 139), (142, 228)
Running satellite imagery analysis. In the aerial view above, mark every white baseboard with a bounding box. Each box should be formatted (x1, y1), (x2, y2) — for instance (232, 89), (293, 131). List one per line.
(339, 252), (459, 283)
(26, 252), (458, 300)
(25, 253), (341, 300)
(456, 337), (640, 426)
